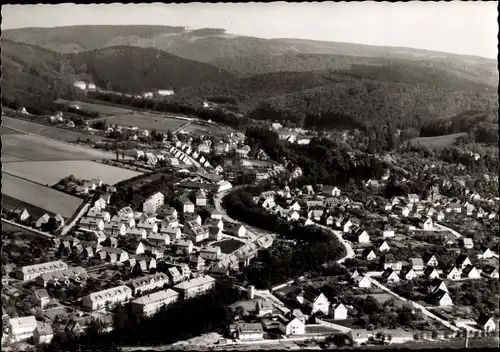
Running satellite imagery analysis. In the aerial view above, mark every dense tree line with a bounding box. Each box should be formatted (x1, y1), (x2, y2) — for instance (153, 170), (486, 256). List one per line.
(223, 186), (345, 288)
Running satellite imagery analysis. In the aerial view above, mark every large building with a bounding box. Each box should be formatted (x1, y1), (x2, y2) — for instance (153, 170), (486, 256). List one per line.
(8, 316), (38, 343)
(82, 285), (133, 311)
(143, 192), (165, 214)
(16, 261), (69, 282)
(173, 275), (216, 300)
(35, 267), (88, 287)
(131, 289), (179, 317)
(127, 273), (170, 296)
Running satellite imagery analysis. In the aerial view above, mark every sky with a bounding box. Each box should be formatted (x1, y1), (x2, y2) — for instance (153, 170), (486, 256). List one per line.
(2, 2), (498, 59)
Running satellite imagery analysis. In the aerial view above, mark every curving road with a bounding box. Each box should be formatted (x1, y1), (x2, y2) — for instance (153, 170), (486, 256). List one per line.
(313, 224), (355, 264)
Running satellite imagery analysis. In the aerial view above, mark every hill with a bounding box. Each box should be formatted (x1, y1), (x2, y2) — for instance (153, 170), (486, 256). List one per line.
(66, 46), (234, 93)
(1, 39), (79, 104)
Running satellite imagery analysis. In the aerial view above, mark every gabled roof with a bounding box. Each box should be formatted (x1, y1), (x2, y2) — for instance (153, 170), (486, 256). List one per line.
(477, 314), (494, 327)
(432, 289), (450, 301)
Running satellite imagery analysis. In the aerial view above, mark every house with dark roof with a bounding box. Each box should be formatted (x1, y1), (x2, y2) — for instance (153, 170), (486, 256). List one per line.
(476, 314), (496, 332)
(481, 265), (499, 279)
(431, 289), (453, 306)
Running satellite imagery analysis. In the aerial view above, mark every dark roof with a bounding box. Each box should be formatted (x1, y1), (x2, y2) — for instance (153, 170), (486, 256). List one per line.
(433, 289), (449, 300)
(382, 268), (395, 278)
(482, 265), (498, 275)
(477, 314), (493, 327)
(462, 264), (476, 275)
(455, 254), (469, 265)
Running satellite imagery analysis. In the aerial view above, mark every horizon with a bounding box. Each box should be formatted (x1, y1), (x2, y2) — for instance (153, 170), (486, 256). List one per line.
(2, 3), (498, 60)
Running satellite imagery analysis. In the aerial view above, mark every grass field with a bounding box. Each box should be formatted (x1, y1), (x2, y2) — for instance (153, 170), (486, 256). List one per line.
(0, 126), (23, 134)
(212, 238), (246, 254)
(410, 133), (467, 149)
(2, 133), (118, 162)
(3, 160), (143, 186)
(104, 113), (187, 133)
(55, 99), (134, 115)
(2, 116), (107, 142)
(2, 194), (56, 219)
(182, 122), (234, 138)
(2, 173), (84, 218)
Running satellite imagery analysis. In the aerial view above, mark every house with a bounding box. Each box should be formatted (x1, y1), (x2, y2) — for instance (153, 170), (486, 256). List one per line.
(407, 194), (420, 203)
(383, 254), (403, 271)
(392, 205), (410, 217)
(100, 247), (129, 263)
(424, 254), (439, 267)
(183, 200), (195, 213)
(103, 222), (127, 236)
(16, 260), (69, 281)
(127, 273), (169, 295)
(481, 265), (499, 279)
(31, 288), (50, 309)
(255, 300), (274, 317)
(399, 267), (417, 280)
(288, 210), (300, 221)
(443, 266), (461, 280)
(308, 209), (324, 221)
(424, 266), (440, 279)
(195, 189), (207, 206)
(282, 317), (305, 336)
(462, 238), (474, 249)
(172, 239), (193, 255)
(11, 207), (30, 222)
(322, 186), (341, 197)
(34, 322), (54, 345)
(82, 285), (133, 311)
(189, 255), (206, 271)
(462, 201), (476, 216)
(127, 228), (147, 240)
(349, 329), (370, 345)
(476, 314), (496, 332)
(302, 185), (315, 195)
(382, 226), (395, 238)
(432, 289), (453, 307)
(355, 275), (372, 288)
(353, 227), (370, 244)
(143, 192), (165, 214)
(131, 289), (179, 317)
(297, 288), (330, 315)
(434, 211), (445, 221)
(79, 217), (105, 231)
(462, 265), (481, 279)
(456, 254), (472, 269)
(418, 216), (434, 230)
(173, 275), (216, 300)
(136, 221), (158, 234)
(229, 322), (264, 341)
(8, 316), (37, 342)
(87, 208), (111, 222)
(378, 241), (390, 252)
(36, 214), (51, 228)
(148, 233), (170, 247)
(382, 268), (400, 283)
(362, 248), (377, 261)
(199, 246), (222, 261)
(304, 218), (315, 226)
(185, 213), (202, 226)
(332, 302), (348, 320)
(410, 258), (424, 271)
(324, 214), (335, 226)
(224, 223), (246, 238)
(166, 267), (183, 284)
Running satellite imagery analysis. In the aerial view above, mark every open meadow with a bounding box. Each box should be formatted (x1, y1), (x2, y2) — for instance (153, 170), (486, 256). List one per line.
(2, 132), (118, 162)
(55, 99), (134, 115)
(409, 133), (467, 150)
(2, 173), (83, 218)
(2, 116), (108, 142)
(182, 121), (235, 138)
(3, 160), (143, 186)
(104, 113), (187, 132)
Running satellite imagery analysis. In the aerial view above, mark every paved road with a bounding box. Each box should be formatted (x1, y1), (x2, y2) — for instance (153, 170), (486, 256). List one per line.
(434, 223), (463, 238)
(311, 223), (355, 265)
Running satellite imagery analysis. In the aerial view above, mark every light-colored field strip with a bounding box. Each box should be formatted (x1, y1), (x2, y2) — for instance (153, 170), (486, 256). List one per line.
(2, 173), (84, 219)
(3, 160), (143, 186)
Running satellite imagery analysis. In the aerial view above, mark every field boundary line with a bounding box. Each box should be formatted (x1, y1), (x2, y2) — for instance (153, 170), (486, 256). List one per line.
(1, 171), (55, 188)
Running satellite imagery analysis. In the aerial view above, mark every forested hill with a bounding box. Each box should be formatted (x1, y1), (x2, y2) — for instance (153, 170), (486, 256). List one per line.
(66, 46), (234, 93)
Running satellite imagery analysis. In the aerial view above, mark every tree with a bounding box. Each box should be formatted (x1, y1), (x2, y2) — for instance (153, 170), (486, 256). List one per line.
(42, 217), (59, 233)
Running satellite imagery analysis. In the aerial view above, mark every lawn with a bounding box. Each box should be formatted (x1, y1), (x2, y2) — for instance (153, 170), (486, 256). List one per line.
(2, 116), (108, 142)
(0, 126), (23, 134)
(212, 238), (246, 254)
(1, 133), (117, 162)
(3, 160), (142, 186)
(55, 99), (134, 115)
(409, 133), (467, 150)
(104, 113), (187, 133)
(2, 173), (84, 219)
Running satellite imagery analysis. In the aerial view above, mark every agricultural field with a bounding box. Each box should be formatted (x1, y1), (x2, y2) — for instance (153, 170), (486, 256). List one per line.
(212, 238), (246, 254)
(409, 133), (467, 150)
(3, 160), (143, 186)
(104, 113), (187, 133)
(2, 173), (83, 219)
(2, 116), (108, 142)
(55, 99), (134, 115)
(182, 121), (235, 138)
(0, 126), (22, 134)
(2, 194), (56, 219)
(2, 132), (117, 162)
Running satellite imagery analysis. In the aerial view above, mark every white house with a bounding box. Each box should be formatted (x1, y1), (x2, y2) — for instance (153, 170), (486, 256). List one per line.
(379, 241), (390, 252)
(283, 317), (306, 335)
(298, 288), (330, 316)
(183, 200), (195, 213)
(8, 316), (37, 342)
(355, 275), (372, 288)
(463, 238), (474, 249)
(477, 315), (496, 332)
(432, 289), (453, 307)
(82, 285), (133, 311)
(462, 265), (481, 279)
(225, 223), (246, 238)
(418, 216), (434, 230)
(143, 192), (165, 214)
(332, 302), (348, 320)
